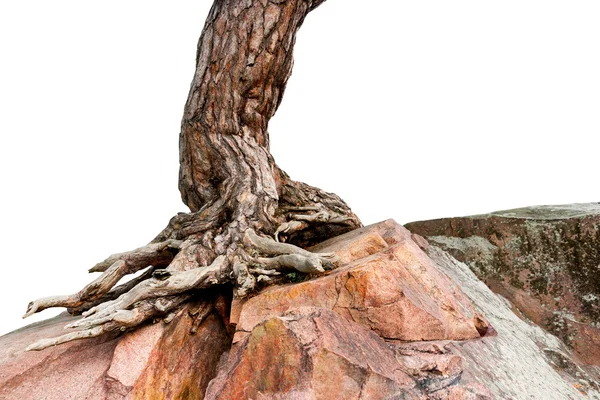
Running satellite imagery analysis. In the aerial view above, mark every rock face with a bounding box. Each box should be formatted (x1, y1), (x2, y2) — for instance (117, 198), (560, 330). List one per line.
(208, 220), (491, 399)
(426, 246), (599, 398)
(0, 298), (232, 400)
(406, 203), (600, 367)
(1, 219), (598, 399)
(231, 221), (487, 344)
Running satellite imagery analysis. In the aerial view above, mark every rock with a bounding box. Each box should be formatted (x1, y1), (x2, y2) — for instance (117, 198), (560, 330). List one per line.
(0, 299), (231, 400)
(205, 307), (488, 399)
(2, 218), (598, 399)
(406, 203), (600, 367)
(427, 247), (600, 399)
(233, 219), (487, 344)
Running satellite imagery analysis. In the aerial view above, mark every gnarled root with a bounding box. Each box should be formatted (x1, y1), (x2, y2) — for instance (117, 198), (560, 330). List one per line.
(233, 229), (337, 297)
(23, 239), (184, 318)
(23, 226), (338, 351)
(89, 239), (183, 273)
(25, 295), (189, 352)
(66, 255), (229, 331)
(275, 206), (354, 242)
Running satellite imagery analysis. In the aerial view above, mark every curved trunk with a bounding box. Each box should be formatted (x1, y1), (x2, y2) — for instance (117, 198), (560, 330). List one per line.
(178, 0), (357, 243)
(23, 0), (361, 351)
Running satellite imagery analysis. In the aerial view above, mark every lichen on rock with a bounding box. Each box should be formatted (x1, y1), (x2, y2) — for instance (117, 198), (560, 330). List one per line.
(406, 202), (600, 368)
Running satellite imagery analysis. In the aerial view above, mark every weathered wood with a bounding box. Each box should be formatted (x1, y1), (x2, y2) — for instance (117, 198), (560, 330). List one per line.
(23, 0), (363, 350)
(25, 295), (189, 352)
(23, 260), (129, 318)
(177, 0), (359, 242)
(90, 240), (183, 273)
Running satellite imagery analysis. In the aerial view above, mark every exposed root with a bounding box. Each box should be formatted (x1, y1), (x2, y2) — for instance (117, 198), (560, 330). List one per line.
(25, 296), (189, 352)
(275, 207), (355, 243)
(68, 255), (229, 330)
(24, 260), (130, 318)
(67, 266), (157, 315)
(230, 229), (337, 296)
(24, 226), (339, 351)
(244, 229), (337, 269)
(90, 239), (183, 273)
(233, 259), (256, 298)
(248, 267), (281, 277)
(256, 254), (325, 273)
(23, 239), (185, 319)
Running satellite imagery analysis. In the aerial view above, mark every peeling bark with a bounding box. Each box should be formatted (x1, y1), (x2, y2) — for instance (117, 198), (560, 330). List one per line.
(23, 0), (361, 351)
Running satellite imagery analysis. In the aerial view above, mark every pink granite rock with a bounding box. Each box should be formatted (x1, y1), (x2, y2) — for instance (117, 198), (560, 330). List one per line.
(0, 300), (231, 400)
(233, 219), (487, 343)
(206, 307), (488, 399)
(3, 219), (594, 399)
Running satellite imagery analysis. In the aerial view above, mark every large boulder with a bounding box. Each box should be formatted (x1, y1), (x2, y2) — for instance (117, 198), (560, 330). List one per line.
(406, 203), (600, 366)
(218, 219), (597, 399)
(425, 245), (599, 399)
(1, 218), (597, 399)
(231, 219), (487, 345)
(206, 307), (490, 400)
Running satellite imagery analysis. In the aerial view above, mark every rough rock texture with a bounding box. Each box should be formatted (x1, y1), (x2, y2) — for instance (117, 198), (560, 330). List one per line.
(231, 220), (487, 345)
(2, 219), (598, 399)
(207, 307), (490, 400)
(208, 308), (422, 399)
(0, 298), (232, 400)
(216, 220), (597, 399)
(406, 203), (600, 367)
(427, 246), (599, 399)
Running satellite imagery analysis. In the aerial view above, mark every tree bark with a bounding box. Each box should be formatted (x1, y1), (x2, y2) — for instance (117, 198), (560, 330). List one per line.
(23, 0), (361, 350)
(177, 0), (358, 245)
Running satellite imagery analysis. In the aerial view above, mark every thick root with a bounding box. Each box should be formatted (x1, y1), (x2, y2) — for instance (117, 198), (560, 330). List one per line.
(24, 260), (130, 318)
(24, 226), (340, 351)
(231, 229), (337, 296)
(90, 239), (183, 273)
(275, 207), (355, 243)
(25, 296), (189, 352)
(256, 254), (325, 273)
(67, 266), (157, 315)
(67, 255), (229, 330)
(244, 229), (335, 260)
(23, 239), (184, 319)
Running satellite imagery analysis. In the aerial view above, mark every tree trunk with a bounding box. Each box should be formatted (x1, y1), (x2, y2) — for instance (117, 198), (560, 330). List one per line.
(23, 0), (361, 351)
(178, 0), (358, 245)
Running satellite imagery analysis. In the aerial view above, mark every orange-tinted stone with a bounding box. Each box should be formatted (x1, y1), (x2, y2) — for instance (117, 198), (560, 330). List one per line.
(236, 220), (486, 343)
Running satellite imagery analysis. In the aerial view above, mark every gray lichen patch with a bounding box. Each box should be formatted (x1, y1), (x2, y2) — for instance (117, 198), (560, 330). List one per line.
(489, 203), (600, 220)
(428, 235), (498, 255)
(427, 235), (498, 277)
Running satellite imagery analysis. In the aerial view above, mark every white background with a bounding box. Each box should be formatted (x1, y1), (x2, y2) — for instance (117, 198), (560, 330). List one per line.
(1, 1), (598, 335)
